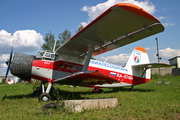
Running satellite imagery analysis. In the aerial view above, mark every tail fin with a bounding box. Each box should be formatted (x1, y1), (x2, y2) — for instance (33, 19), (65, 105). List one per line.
(125, 47), (151, 84)
(124, 47), (170, 85)
(126, 46), (150, 67)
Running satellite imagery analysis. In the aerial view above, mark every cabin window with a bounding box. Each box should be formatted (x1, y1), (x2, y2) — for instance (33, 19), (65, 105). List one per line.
(78, 66), (82, 71)
(44, 53), (51, 58)
(60, 64), (64, 68)
(73, 65), (77, 70)
(66, 64), (71, 69)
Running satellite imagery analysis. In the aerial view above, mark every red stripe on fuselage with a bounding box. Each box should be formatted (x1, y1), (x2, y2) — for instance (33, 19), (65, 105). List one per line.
(32, 60), (150, 85)
(32, 60), (83, 73)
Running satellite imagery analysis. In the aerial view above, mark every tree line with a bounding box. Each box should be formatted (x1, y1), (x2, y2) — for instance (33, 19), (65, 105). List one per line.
(42, 24), (84, 51)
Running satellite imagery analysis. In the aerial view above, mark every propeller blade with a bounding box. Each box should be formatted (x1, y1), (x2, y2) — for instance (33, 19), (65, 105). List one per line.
(5, 47), (13, 80)
(5, 65), (10, 80)
(9, 47), (13, 64)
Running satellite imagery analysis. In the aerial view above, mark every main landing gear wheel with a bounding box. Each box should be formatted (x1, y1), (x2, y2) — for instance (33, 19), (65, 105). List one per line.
(92, 88), (104, 94)
(98, 89), (103, 93)
(39, 93), (51, 102)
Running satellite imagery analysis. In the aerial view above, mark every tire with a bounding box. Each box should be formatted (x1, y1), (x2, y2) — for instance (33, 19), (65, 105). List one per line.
(98, 89), (103, 93)
(39, 93), (51, 102)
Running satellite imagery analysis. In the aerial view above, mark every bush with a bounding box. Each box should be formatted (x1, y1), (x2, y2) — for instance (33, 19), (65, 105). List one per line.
(151, 73), (162, 80)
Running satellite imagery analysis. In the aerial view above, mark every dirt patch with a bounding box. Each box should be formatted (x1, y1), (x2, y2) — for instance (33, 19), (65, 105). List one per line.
(175, 113), (180, 120)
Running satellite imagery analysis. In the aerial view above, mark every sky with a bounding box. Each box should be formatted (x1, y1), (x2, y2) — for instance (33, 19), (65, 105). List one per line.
(0, 0), (179, 76)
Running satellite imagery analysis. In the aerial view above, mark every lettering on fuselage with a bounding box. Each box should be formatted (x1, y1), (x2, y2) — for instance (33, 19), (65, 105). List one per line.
(90, 60), (128, 72)
(116, 73), (133, 80)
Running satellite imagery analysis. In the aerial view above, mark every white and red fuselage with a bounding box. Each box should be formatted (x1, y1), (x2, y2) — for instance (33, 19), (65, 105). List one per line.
(31, 47), (151, 88)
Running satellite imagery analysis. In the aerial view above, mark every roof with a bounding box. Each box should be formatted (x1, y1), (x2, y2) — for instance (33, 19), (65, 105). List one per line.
(168, 56), (180, 61)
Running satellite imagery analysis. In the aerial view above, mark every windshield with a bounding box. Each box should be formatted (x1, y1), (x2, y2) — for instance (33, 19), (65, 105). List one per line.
(36, 50), (55, 60)
(36, 51), (45, 58)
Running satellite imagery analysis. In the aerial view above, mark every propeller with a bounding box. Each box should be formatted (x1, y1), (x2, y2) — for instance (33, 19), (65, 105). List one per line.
(5, 47), (13, 80)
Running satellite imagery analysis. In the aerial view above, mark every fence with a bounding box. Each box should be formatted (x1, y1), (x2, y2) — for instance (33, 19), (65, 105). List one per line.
(151, 68), (180, 76)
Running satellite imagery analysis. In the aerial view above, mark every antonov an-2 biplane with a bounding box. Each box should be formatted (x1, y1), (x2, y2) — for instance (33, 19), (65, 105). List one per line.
(5, 3), (170, 102)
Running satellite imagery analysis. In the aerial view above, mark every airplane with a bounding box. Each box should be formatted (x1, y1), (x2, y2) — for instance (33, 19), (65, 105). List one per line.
(5, 3), (170, 102)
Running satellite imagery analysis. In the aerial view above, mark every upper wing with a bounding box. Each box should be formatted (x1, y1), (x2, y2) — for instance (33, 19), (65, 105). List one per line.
(53, 71), (119, 86)
(56, 3), (164, 57)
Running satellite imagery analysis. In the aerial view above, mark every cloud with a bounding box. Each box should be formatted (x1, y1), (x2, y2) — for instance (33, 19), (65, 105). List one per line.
(159, 47), (180, 58)
(100, 53), (130, 65)
(0, 30), (44, 54)
(81, 0), (156, 24)
(0, 54), (10, 76)
(145, 47), (151, 50)
(0, 63), (6, 68)
(80, 22), (88, 27)
(158, 16), (166, 20)
(0, 54), (9, 62)
(162, 22), (175, 27)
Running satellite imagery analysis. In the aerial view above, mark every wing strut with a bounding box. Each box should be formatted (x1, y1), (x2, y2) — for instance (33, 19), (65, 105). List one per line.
(140, 67), (149, 79)
(82, 38), (104, 71)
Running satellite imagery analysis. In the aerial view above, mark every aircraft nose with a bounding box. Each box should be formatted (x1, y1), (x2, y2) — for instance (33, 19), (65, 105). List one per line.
(10, 53), (34, 80)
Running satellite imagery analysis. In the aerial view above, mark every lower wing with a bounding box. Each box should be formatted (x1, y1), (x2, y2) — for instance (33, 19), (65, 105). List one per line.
(53, 71), (119, 86)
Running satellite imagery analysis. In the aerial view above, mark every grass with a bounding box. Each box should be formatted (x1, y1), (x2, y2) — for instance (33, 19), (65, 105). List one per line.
(0, 74), (180, 120)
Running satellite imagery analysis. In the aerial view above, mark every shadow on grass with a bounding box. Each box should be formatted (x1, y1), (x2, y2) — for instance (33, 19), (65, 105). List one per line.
(2, 86), (154, 101)
(111, 87), (155, 92)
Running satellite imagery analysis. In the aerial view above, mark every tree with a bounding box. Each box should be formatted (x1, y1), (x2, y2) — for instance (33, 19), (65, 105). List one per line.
(76, 24), (84, 33)
(42, 31), (60, 51)
(58, 29), (71, 45)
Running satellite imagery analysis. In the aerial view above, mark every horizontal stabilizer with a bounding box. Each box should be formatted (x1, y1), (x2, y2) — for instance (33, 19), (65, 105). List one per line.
(53, 71), (118, 86)
(132, 63), (171, 68)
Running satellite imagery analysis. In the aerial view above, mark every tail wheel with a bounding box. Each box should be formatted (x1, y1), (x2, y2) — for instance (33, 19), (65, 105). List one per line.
(39, 93), (51, 102)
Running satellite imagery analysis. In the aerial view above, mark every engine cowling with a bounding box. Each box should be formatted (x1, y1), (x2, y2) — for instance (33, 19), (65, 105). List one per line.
(10, 53), (34, 80)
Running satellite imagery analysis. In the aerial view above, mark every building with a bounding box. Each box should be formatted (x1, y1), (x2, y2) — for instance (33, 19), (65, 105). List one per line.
(168, 56), (180, 68)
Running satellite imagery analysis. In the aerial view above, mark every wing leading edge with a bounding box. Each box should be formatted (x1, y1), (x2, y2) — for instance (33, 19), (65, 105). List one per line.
(56, 3), (164, 58)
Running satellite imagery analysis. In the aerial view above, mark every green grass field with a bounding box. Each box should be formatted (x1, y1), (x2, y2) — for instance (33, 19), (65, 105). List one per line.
(0, 74), (180, 120)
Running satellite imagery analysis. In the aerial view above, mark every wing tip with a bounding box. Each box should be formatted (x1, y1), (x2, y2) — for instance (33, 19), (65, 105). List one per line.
(113, 3), (160, 23)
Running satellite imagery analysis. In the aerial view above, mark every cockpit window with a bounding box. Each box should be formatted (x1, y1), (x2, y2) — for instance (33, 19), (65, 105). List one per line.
(44, 53), (51, 58)
(36, 50), (55, 60)
(36, 51), (45, 58)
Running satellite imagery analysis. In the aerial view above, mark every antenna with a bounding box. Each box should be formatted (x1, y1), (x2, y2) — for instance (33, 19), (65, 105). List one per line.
(156, 38), (161, 73)
(53, 40), (57, 52)
(156, 38), (161, 63)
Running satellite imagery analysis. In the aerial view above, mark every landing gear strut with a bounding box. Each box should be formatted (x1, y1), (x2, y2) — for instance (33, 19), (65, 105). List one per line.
(34, 81), (52, 102)
(92, 86), (103, 93)
(129, 85), (134, 91)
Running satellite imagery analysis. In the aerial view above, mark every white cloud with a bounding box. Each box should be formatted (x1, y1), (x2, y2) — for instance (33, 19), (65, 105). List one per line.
(158, 16), (166, 20)
(0, 54), (9, 62)
(145, 47), (151, 50)
(80, 22), (88, 27)
(163, 22), (175, 27)
(0, 30), (44, 54)
(160, 47), (180, 58)
(100, 53), (130, 65)
(0, 54), (10, 76)
(0, 63), (6, 68)
(81, 0), (156, 24)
